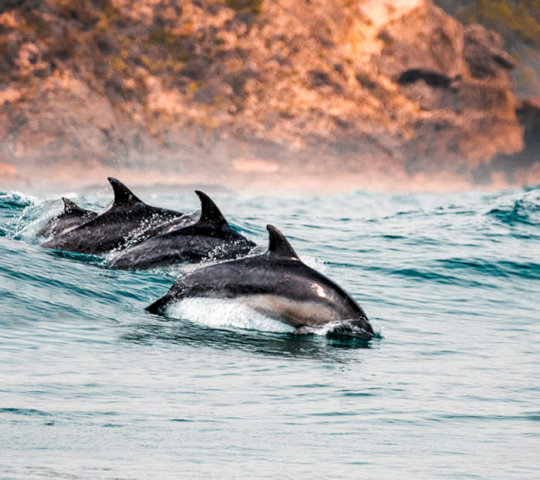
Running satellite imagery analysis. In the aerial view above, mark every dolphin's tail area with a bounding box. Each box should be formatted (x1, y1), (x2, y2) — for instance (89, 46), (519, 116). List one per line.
(145, 293), (172, 314)
(145, 278), (194, 314)
(146, 281), (190, 314)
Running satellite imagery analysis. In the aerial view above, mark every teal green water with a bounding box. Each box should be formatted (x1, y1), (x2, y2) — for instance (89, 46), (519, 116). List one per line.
(1, 186), (539, 479)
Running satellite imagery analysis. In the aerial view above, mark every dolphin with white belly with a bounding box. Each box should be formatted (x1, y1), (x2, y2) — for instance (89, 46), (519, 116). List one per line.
(41, 178), (192, 255)
(146, 225), (374, 338)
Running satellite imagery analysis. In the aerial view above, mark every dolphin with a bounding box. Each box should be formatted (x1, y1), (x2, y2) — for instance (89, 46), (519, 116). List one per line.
(146, 225), (374, 338)
(108, 190), (256, 270)
(37, 197), (98, 238)
(41, 177), (192, 255)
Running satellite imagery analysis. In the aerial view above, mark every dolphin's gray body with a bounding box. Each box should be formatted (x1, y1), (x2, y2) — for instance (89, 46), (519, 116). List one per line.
(41, 178), (191, 255)
(146, 225), (374, 338)
(37, 198), (98, 238)
(108, 191), (255, 270)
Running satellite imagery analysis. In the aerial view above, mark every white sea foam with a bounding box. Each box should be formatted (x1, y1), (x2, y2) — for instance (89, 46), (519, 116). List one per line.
(166, 298), (295, 334)
(14, 199), (60, 241)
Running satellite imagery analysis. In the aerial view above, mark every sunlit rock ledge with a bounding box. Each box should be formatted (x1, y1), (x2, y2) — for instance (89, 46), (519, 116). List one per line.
(0, 0), (538, 191)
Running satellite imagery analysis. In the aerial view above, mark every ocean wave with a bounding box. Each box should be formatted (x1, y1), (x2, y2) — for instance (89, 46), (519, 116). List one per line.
(437, 258), (540, 280)
(370, 256), (540, 285)
(487, 188), (540, 226)
(0, 190), (36, 209)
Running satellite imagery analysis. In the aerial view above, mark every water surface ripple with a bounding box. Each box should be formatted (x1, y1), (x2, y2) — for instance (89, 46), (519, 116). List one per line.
(1, 187), (539, 479)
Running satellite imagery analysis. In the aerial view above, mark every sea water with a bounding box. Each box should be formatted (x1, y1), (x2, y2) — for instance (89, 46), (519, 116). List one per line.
(0, 185), (538, 479)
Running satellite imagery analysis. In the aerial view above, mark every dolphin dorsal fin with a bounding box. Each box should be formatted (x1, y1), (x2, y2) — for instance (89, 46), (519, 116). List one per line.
(195, 190), (228, 226)
(62, 197), (83, 214)
(266, 225), (299, 259)
(108, 177), (142, 207)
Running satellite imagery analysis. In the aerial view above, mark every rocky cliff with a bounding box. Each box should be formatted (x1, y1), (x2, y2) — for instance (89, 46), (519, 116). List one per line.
(434, 0), (540, 99)
(0, 0), (538, 191)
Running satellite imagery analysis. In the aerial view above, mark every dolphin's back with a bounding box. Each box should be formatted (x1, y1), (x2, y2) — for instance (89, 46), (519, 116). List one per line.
(41, 178), (189, 254)
(42, 204), (188, 254)
(107, 190), (255, 269)
(108, 231), (254, 269)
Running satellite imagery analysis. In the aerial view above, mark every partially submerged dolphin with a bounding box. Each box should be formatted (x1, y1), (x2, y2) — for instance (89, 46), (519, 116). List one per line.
(41, 178), (191, 254)
(146, 225), (374, 338)
(108, 190), (255, 270)
(37, 197), (97, 238)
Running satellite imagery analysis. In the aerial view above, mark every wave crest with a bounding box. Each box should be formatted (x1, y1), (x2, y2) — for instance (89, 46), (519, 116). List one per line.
(488, 188), (540, 226)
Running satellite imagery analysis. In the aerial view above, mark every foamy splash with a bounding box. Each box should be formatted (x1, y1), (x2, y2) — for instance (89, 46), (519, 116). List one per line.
(165, 298), (295, 334)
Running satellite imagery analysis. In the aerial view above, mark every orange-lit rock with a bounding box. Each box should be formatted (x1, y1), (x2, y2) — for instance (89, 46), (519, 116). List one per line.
(0, 0), (537, 190)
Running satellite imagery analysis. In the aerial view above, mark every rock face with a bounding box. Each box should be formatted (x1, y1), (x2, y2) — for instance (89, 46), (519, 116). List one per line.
(492, 99), (540, 184)
(0, 0), (537, 190)
(433, 0), (540, 100)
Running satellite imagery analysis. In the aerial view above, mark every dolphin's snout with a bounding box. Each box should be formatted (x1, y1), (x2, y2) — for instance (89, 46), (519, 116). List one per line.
(327, 317), (374, 340)
(355, 316), (374, 333)
(349, 317), (374, 339)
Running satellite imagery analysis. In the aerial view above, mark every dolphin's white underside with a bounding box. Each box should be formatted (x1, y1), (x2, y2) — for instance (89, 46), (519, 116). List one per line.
(234, 294), (343, 327)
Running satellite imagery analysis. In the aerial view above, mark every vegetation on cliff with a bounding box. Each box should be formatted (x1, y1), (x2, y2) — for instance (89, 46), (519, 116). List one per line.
(437, 0), (540, 46)
(435, 0), (540, 98)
